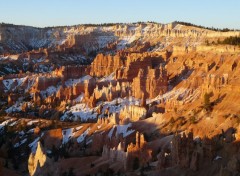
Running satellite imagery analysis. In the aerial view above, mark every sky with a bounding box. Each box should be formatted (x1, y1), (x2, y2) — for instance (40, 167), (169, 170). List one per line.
(0, 0), (239, 29)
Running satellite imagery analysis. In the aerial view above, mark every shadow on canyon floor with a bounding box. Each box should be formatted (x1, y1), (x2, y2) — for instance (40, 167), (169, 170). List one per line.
(1, 115), (240, 176)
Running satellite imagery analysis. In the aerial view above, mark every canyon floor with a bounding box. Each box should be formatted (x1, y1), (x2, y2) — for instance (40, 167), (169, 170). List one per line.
(0, 22), (240, 176)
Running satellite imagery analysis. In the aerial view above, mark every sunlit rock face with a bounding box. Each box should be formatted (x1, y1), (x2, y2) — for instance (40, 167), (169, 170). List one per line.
(1, 22), (239, 55)
(1, 21), (240, 176)
(132, 65), (168, 99)
(28, 142), (47, 176)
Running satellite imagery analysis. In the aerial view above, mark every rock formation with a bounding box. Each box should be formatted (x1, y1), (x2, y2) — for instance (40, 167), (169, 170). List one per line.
(28, 142), (47, 176)
(1, 21), (240, 176)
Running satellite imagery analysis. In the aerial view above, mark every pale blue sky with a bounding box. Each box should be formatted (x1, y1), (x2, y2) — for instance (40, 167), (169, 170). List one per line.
(0, 0), (239, 29)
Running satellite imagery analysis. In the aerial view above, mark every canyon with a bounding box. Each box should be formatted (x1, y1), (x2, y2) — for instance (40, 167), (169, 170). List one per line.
(0, 22), (240, 176)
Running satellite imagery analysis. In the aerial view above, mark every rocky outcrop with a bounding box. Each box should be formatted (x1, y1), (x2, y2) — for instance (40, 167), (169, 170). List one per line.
(119, 105), (147, 122)
(132, 65), (168, 99)
(88, 52), (168, 103)
(32, 76), (60, 92)
(7, 93), (19, 105)
(92, 81), (131, 103)
(3, 20), (240, 176)
(42, 129), (63, 149)
(101, 131), (151, 171)
(90, 53), (125, 77)
(28, 142), (47, 176)
(53, 65), (89, 81)
(170, 132), (197, 169)
(1, 22), (240, 57)
(163, 131), (234, 172)
(126, 132), (152, 170)
(102, 143), (128, 170)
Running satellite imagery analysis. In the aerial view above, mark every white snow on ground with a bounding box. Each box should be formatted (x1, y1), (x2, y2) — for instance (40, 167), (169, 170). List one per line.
(117, 35), (137, 50)
(214, 156), (222, 160)
(173, 24), (183, 30)
(28, 133), (44, 153)
(6, 101), (34, 114)
(75, 126), (83, 130)
(99, 72), (115, 82)
(62, 128), (74, 144)
(5, 101), (23, 113)
(61, 103), (97, 121)
(35, 64), (53, 73)
(25, 76), (37, 92)
(2, 76), (36, 92)
(147, 87), (201, 105)
(61, 97), (140, 122)
(61, 24), (158, 52)
(147, 88), (187, 104)
(32, 57), (45, 63)
(65, 75), (92, 87)
(29, 38), (50, 49)
(108, 127), (115, 139)
(29, 137), (40, 153)
(27, 128), (35, 134)
(60, 54), (87, 63)
(98, 97), (140, 119)
(108, 123), (135, 139)
(86, 139), (93, 145)
(40, 85), (60, 99)
(8, 120), (18, 127)
(16, 77), (27, 87)
(0, 118), (15, 132)
(77, 127), (91, 143)
(0, 56), (9, 61)
(46, 150), (52, 154)
(73, 93), (84, 103)
(1, 23), (167, 58)
(27, 119), (40, 126)
(97, 35), (116, 49)
(3, 77), (27, 92)
(123, 128), (135, 138)
(116, 123), (135, 138)
(2, 79), (14, 91)
(61, 125), (85, 144)
(4, 66), (16, 73)
(3, 55), (19, 60)
(14, 138), (27, 148)
(18, 131), (25, 136)
(184, 88), (201, 103)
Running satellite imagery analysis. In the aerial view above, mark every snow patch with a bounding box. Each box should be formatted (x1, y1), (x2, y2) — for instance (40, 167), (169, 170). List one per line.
(40, 86), (60, 98)
(29, 137), (40, 153)
(14, 138), (27, 148)
(0, 118), (15, 132)
(108, 123), (135, 138)
(99, 72), (115, 82)
(62, 128), (74, 144)
(65, 75), (92, 87)
(77, 127), (91, 143)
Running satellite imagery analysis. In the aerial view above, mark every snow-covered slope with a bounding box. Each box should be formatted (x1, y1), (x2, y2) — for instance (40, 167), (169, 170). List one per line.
(2, 22), (237, 55)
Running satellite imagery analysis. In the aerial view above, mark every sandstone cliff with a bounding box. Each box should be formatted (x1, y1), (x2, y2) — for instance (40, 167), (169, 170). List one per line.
(28, 142), (47, 176)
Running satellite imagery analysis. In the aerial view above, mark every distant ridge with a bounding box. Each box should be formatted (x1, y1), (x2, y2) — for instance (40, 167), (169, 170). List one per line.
(174, 21), (239, 32)
(0, 21), (239, 31)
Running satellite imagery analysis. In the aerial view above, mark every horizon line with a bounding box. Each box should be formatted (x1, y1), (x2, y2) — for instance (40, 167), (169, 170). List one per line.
(0, 21), (239, 31)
